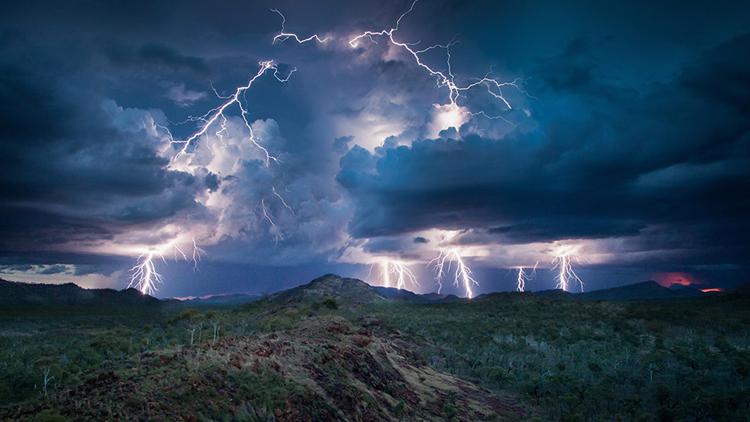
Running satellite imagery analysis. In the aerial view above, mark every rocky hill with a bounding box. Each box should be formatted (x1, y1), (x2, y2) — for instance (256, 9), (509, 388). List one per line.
(3, 275), (530, 421)
(263, 274), (389, 308)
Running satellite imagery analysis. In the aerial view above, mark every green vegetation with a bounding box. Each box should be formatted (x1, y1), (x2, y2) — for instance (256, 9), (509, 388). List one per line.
(1, 279), (749, 421)
(363, 294), (750, 420)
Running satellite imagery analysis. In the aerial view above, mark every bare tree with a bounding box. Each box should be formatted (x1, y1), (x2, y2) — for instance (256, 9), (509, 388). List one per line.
(212, 321), (220, 344)
(41, 368), (54, 397)
(188, 326), (197, 346)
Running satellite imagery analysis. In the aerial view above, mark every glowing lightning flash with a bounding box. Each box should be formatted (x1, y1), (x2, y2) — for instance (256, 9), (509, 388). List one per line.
(515, 262), (538, 292)
(128, 253), (163, 296)
(372, 259), (419, 290)
(349, 0), (523, 122)
(125, 10), (315, 296)
(169, 60), (295, 164)
(431, 248), (478, 298)
(271, 9), (330, 45)
(552, 246), (585, 292)
(128, 240), (205, 295)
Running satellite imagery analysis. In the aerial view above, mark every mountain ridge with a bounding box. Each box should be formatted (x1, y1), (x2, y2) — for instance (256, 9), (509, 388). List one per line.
(0, 278), (160, 307)
(0, 276), (728, 308)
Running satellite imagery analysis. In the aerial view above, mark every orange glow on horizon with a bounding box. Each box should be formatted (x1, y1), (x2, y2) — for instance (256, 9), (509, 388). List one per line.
(655, 272), (696, 287)
(700, 288), (723, 293)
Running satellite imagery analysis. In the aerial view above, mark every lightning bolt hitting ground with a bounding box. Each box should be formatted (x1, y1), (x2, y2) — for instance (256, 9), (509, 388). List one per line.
(430, 248), (479, 299)
(372, 259), (419, 290)
(348, 0), (524, 122)
(132, 57), (299, 295)
(128, 253), (163, 296)
(128, 240), (204, 295)
(128, 3), (526, 296)
(552, 246), (585, 292)
(515, 262), (538, 292)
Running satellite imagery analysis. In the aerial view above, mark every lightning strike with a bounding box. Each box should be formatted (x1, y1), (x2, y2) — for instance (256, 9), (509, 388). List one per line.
(430, 248), (478, 298)
(128, 253), (164, 296)
(552, 246), (585, 292)
(515, 262), (538, 292)
(372, 259), (419, 290)
(191, 239), (206, 271)
(272, 186), (294, 214)
(260, 198), (284, 243)
(146, 55), (301, 292)
(349, 0), (523, 123)
(128, 238), (207, 295)
(271, 9), (330, 44)
(169, 60), (295, 164)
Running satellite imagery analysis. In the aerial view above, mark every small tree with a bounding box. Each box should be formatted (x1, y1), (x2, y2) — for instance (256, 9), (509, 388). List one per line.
(41, 367), (54, 397)
(188, 326), (197, 346)
(212, 321), (220, 344)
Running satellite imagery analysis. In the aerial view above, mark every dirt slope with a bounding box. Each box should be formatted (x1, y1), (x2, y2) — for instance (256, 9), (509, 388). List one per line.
(5, 316), (528, 421)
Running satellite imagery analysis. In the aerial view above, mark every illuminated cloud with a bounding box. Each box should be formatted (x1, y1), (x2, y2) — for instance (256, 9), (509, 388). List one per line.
(0, 1), (748, 295)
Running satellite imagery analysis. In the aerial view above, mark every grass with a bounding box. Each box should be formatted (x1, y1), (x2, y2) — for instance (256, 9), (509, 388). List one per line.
(1, 293), (748, 420)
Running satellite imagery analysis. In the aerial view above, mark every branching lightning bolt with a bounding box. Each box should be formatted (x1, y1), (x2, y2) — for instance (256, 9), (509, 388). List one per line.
(128, 253), (163, 296)
(137, 45), (303, 293)
(128, 2), (530, 296)
(553, 247), (584, 292)
(430, 248), (478, 298)
(515, 262), (538, 292)
(349, 0), (523, 121)
(190, 239), (206, 271)
(169, 60), (295, 164)
(372, 259), (419, 290)
(271, 9), (330, 45)
(128, 239), (205, 295)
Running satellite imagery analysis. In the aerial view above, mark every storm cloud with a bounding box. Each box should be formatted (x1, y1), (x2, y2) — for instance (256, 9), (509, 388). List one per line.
(1, 0), (748, 295)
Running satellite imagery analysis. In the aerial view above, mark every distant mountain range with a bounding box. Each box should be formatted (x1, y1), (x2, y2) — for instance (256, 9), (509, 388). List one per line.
(0, 278), (160, 307)
(0, 276), (743, 308)
(260, 274), (462, 308)
(576, 280), (706, 301)
(528, 280), (719, 301)
(177, 293), (261, 307)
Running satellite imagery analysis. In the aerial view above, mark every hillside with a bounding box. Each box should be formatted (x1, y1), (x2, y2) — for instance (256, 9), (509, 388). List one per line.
(0, 278), (160, 307)
(1, 275), (748, 420)
(263, 274), (388, 307)
(577, 280), (704, 301)
(1, 275), (529, 421)
(4, 314), (527, 421)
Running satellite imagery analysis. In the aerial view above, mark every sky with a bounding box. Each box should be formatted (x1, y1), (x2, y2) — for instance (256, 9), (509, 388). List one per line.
(1, 0), (749, 297)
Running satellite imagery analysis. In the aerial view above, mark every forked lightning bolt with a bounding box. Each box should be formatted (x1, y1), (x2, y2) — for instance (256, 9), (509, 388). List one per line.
(128, 253), (163, 296)
(373, 259), (419, 290)
(136, 52), (301, 293)
(128, 240), (203, 295)
(515, 262), (538, 292)
(349, 0), (523, 121)
(271, 9), (329, 45)
(431, 248), (478, 298)
(553, 246), (584, 292)
(169, 60), (295, 164)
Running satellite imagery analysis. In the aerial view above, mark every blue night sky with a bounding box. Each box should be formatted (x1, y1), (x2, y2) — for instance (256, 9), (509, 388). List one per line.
(1, 0), (749, 297)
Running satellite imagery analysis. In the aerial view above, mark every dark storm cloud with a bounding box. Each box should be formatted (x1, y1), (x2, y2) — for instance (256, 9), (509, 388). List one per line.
(36, 264), (70, 275)
(0, 28), (204, 255)
(1, 0), (749, 293)
(105, 43), (210, 74)
(338, 33), (750, 266)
